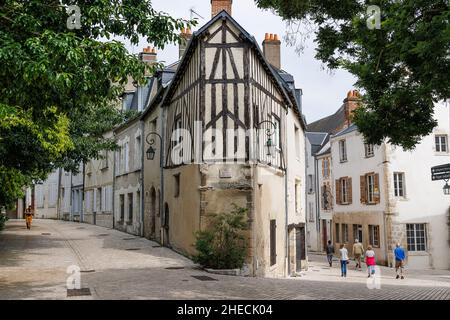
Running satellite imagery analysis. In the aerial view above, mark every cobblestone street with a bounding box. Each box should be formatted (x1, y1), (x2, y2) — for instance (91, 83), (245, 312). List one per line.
(1, 219), (450, 300)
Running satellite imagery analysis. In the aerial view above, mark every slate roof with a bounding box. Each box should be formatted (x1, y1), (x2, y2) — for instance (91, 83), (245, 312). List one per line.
(306, 132), (328, 155)
(307, 104), (346, 134)
(333, 123), (358, 138)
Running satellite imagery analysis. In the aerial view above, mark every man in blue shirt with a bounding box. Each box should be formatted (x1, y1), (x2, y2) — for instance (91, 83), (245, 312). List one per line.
(394, 243), (406, 279)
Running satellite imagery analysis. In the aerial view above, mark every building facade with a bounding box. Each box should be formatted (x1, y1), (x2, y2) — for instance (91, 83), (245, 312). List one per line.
(141, 3), (307, 277)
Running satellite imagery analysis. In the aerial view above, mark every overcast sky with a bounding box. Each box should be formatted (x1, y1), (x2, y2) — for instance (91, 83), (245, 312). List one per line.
(127, 0), (357, 123)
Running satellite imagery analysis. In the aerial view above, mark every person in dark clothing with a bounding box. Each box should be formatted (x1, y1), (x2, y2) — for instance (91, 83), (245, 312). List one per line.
(326, 240), (334, 267)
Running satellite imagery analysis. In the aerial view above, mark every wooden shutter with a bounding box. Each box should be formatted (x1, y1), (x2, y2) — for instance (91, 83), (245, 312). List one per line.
(322, 159), (325, 177)
(335, 179), (341, 205)
(374, 173), (380, 203)
(360, 175), (367, 204)
(347, 177), (353, 204)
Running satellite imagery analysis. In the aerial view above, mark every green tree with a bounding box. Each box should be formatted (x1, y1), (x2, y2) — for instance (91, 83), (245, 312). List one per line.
(256, 0), (449, 149)
(0, 1), (195, 208)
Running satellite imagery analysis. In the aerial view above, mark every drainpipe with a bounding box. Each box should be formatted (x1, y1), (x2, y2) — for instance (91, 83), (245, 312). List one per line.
(314, 155), (321, 251)
(81, 163), (85, 223)
(382, 142), (392, 266)
(57, 168), (62, 220)
(284, 109), (289, 277)
(160, 105), (167, 245)
(304, 134), (309, 270)
(140, 120), (145, 237)
(112, 132), (117, 230)
(69, 171), (73, 221)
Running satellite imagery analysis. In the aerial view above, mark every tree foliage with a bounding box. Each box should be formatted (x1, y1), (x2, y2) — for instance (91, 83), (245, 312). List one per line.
(0, 0), (195, 207)
(256, 0), (450, 149)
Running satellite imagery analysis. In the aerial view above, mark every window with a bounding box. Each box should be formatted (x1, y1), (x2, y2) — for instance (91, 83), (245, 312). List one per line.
(115, 148), (121, 176)
(173, 115), (182, 147)
(335, 223), (340, 243)
(365, 144), (374, 157)
(323, 158), (330, 178)
(36, 185), (44, 208)
(135, 136), (141, 170)
(270, 219), (276, 266)
(48, 183), (58, 208)
(342, 224), (349, 243)
(136, 191), (140, 219)
(407, 224), (427, 251)
(435, 135), (448, 152)
(367, 174), (375, 203)
(295, 125), (300, 159)
(308, 202), (314, 222)
(101, 151), (109, 169)
(353, 224), (363, 243)
(101, 187), (106, 212)
(295, 181), (300, 213)
(339, 140), (347, 162)
(105, 186), (113, 212)
(124, 142), (129, 173)
(307, 174), (314, 194)
(85, 190), (92, 213)
(341, 178), (348, 204)
(394, 172), (405, 197)
(128, 193), (133, 222)
(174, 174), (180, 198)
(120, 194), (125, 221)
(97, 188), (102, 213)
(321, 185), (332, 210)
(369, 225), (380, 247)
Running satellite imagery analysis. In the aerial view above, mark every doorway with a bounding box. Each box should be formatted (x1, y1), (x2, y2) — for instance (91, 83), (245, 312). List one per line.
(163, 203), (170, 247)
(295, 226), (306, 272)
(150, 188), (156, 238)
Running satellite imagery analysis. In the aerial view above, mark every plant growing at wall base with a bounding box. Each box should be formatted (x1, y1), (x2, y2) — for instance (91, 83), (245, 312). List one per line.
(193, 205), (249, 270)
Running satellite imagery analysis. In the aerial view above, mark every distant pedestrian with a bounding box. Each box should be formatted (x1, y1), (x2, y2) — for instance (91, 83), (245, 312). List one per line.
(326, 240), (334, 267)
(365, 245), (376, 277)
(25, 206), (34, 230)
(339, 243), (349, 277)
(394, 242), (406, 279)
(353, 239), (364, 270)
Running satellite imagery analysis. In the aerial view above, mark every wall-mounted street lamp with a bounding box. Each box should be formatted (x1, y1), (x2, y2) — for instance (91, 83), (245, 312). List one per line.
(256, 120), (277, 157)
(146, 132), (162, 161)
(145, 131), (166, 245)
(443, 180), (450, 195)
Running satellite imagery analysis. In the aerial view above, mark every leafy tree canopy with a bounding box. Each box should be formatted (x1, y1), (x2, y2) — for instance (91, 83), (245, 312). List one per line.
(0, 0), (195, 207)
(256, 0), (450, 149)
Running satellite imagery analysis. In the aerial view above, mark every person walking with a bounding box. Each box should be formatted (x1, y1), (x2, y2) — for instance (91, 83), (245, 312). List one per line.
(394, 242), (406, 279)
(339, 243), (349, 277)
(365, 245), (376, 278)
(352, 239), (364, 270)
(25, 205), (34, 230)
(326, 240), (334, 267)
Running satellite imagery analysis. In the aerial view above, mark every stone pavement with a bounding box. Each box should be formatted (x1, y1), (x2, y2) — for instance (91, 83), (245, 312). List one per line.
(1, 219), (449, 300)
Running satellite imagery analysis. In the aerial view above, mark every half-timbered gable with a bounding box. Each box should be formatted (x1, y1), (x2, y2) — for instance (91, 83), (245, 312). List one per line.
(161, 11), (300, 169)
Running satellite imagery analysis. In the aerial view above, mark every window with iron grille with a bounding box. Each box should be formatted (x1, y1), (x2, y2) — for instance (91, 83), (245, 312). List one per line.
(270, 220), (276, 266)
(342, 224), (349, 243)
(407, 224), (427, 251)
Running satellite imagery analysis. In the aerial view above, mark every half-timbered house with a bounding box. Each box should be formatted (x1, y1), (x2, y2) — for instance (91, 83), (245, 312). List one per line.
(141, 1), (307, 277)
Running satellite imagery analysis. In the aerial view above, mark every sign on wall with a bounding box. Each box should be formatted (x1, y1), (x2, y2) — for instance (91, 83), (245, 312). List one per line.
(431, 164), (450, 181)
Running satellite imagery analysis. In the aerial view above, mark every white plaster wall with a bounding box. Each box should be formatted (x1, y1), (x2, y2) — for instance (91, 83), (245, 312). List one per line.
(389, 101), (450, 269)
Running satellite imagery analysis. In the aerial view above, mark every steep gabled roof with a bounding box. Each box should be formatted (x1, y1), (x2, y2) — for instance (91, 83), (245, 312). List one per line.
(152, 10), (306, 129)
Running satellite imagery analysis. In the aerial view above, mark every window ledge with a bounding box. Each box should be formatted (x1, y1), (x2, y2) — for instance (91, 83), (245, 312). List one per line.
(408, 251), (429, 256)
(395, 197), (409, 201)
(365, 155), (374, 158)
(434, 152), (449, 156)
(340, 160), (348, 163)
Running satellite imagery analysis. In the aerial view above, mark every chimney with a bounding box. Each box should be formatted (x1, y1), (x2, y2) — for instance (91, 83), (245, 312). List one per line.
(179, 28), (193, 59)
(139, 46), (157, 76)
(211, 0), (232, 18)
(262, 33), (281, 69)
(343, 90), (361, 127)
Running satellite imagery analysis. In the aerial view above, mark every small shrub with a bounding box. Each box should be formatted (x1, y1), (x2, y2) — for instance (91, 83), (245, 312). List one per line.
(193, 205), (248, 270)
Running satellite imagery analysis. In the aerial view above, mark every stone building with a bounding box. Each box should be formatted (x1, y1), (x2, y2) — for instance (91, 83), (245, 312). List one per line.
(84, 131), (114, 228)
(141, 1), (307, 277)
(309, 90), (450, 269)
(33, 169), (60, 219)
